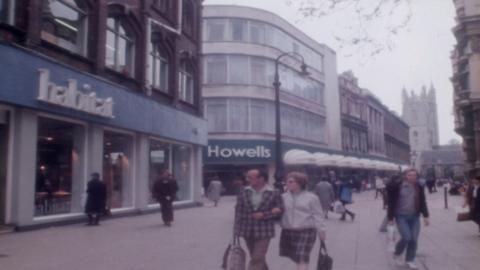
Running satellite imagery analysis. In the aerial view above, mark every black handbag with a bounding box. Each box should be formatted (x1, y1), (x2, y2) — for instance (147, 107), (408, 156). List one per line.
(317, 240), (333, 270)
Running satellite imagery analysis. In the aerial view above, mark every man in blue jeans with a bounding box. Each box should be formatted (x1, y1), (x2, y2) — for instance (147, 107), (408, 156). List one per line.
(387, 169), (430, 269)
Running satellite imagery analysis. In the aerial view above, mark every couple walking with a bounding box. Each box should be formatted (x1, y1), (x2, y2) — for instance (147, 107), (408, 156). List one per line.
(234, 169), (326, 270)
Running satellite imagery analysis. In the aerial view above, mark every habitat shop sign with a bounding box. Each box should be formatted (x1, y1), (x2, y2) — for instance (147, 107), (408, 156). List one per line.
(205, 140), (275, 163)
(37, 69), (114, 118)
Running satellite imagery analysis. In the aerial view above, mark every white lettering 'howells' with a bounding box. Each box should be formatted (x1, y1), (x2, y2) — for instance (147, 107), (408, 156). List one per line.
(207, 145), (271, 159)
(37, 69), (114, 118)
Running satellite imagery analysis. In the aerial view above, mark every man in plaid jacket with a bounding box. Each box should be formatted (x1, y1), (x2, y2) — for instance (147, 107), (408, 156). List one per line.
(234, 169), (284, 270)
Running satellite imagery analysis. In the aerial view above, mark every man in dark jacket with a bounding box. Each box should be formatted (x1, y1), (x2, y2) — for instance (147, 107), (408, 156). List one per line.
(234, 169), (283, 270)
(152, 170), (179, 226)
(85, 172), (107, 226)
(464, 176), (480, 233)
(387, 168), (429, 269)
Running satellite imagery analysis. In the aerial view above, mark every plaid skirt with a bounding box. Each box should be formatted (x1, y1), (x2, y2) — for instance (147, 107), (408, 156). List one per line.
(279, 228), (317, 263)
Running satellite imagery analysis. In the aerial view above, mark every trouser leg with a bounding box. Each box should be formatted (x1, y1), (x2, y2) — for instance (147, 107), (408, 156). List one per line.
(405, 216), (420, 262)
(395, 215), (412, 257)
(245, 237), (270, 270)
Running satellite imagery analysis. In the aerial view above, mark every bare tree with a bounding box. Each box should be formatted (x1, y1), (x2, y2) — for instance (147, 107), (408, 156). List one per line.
(286, 0), (412, 57)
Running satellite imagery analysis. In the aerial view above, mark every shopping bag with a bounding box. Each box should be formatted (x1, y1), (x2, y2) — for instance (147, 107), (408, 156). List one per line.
(386, 224), (397, 252)
(225, 236), (246, 270)
(456, 206), (471, 222)
(333, 201), (345, 214)
(317, 240), (333, 270)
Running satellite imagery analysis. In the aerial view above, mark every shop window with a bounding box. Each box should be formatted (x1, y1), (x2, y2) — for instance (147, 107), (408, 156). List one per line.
(172, 145), (192, 201)
(103, 131), (133, 209)
(148, 140), (170, 204)
(105, 16), (135, 77)
(0, 110), (10, 223)
(34, 117), (85, 217)
(179, 60), (194, 103)
(41, 0), (88, 55)
(149, 42), (170, 93)
(0, 0), (9, 22)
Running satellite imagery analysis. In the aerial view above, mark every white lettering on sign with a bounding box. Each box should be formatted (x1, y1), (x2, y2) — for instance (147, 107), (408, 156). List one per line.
(208, 145), (272, 159)
(37, 69), (114, 118)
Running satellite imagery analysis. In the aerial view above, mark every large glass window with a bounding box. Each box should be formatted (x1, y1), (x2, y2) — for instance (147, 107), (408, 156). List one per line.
(206, 19), (226, 41)
(103, 131), (133, 209)
(0, 110), (9, 223)
(229, 99), (249, 132)
(0, 0), (8, 22)
(106, 17), (135, 76)
(149, 140), (170, 204)
(249, 21), (265, 44)
(250, 58), (267, 86)
(41, 0), (88, 55)
(206, 99), (227, 132)
(229, 56), (249, 84)
(149, 43), (169, 92)
(172, 145), (192, 201)
(179, 61), (194, 103)
(230, 19), (247, 41)
(205, 55), (227, 84)
(34, 117), (85, 217)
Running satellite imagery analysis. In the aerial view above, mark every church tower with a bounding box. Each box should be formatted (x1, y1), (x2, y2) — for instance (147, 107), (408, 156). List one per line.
(401, 84), (440, 154)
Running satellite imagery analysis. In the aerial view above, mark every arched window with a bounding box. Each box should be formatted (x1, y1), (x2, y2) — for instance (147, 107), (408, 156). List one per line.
(41, 0), (88, 55)
(149, 42), (170, 92)
(105, 15), (135, 76)
(179, 59), (194, 103)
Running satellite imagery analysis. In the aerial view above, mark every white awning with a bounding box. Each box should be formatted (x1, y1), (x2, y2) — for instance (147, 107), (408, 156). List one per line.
(283, 149), (316, 165)
(313, 153), (345, 167)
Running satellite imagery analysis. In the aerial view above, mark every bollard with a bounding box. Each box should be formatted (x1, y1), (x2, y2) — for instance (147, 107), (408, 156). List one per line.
(444, 185), (448, 209)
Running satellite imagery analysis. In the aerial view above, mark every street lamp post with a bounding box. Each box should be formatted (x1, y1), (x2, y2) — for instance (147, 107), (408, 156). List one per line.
(272, 52), (309, 189)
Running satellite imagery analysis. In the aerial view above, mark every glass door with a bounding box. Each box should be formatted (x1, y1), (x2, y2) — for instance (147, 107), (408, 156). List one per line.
(0, 109), (9, 224)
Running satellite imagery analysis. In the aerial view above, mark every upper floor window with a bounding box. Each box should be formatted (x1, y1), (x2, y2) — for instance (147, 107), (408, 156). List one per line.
(179, 60), (194, 104)
(41, 0), (88, 55)
(182, 0), (194, 35)
(205, 19), (226, 41)
(105, 16), (135, 76)
(149, 42), (169, 93)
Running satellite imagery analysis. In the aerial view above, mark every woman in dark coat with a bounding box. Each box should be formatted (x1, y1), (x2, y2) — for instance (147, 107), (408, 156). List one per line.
(152, 170), (179, 226)
(85, 172), (107, 225)
(464, 176), (480, 234)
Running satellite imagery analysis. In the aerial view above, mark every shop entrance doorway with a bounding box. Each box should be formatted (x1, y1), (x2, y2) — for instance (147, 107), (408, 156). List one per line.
(0, 109), (9, 224)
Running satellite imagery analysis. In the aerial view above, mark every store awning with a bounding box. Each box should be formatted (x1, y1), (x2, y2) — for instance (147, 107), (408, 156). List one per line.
(283, 149), (316, 165)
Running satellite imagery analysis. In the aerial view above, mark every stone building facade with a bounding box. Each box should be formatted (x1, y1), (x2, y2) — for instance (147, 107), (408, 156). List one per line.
(452, 0), (480, 174)
(0, 0), (206, 229)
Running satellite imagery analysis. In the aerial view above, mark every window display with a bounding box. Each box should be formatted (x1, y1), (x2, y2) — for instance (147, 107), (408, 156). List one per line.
(103, 131), (133, 209)
(34, 117), (85, 216)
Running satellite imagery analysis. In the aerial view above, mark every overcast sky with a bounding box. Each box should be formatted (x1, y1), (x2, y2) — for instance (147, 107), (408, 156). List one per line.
(204, 0), (459, 144)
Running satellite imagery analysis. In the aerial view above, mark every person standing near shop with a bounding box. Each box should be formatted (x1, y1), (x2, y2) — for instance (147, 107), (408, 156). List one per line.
(234, 168), (283, 270)
(463, 176), (480, 234)
(387, 168), (429, 269)
(85, 172), (107, 226)
(314, 177), (335, 219)
(280, 172), (326, 270)
(152, 170), (179, 227)
(207, 175), (223, 207)
(339, 177), (356, 221)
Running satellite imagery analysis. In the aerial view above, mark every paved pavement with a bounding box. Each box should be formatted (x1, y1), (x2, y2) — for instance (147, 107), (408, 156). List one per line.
(0, 189), (479, 270)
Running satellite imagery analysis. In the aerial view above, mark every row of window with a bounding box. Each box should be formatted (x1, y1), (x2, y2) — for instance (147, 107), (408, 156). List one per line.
(2, 0), (196, 104)
(204, 98), (326, 143)
(342, 127), (368, 154)
(204, 55), (325, 104)
(204, 18), (324, 73)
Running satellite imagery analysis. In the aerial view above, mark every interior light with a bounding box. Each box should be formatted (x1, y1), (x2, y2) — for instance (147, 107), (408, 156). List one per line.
(46, 137), (54, 141)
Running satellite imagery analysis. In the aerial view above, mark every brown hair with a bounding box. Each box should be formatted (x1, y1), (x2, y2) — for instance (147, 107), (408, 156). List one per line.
(286, 171), (309, 190)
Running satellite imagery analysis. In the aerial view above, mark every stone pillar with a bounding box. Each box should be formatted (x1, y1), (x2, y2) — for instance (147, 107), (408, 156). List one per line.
(87, 125), (104, 179)
(70, 125), (87, 213)
(10, 109), (37, 226)
(134, 134), (150, 210)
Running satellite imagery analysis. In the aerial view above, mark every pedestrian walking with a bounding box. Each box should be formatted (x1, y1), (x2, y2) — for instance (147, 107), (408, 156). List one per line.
(338, 178), (356, 221)
(152, 170), (179, 226)
(85, 172), (107, 226)
(463, 176), (480, 234)
(207, 176), (223, 207)
(234, 168), (283, 270)
(280, 172), (326, 270)
(387, 168), (429, 269)
(314, 177), (335, 219)
(375, 175), (385, 199)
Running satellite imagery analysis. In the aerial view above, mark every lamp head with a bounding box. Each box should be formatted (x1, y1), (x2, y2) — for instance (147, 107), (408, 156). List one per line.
(299, 63), (310, 76)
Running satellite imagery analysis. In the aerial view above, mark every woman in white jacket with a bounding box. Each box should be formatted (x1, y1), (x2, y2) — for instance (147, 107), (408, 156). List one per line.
(280, 171), (326, 270)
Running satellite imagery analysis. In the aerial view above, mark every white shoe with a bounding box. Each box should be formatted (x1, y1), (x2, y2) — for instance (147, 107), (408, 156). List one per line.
(406, 261), (419, 269)
(393, 255), (403, 266)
